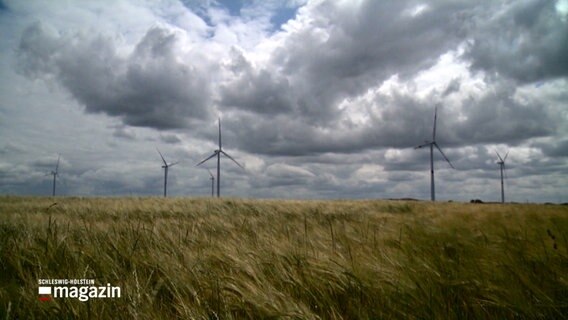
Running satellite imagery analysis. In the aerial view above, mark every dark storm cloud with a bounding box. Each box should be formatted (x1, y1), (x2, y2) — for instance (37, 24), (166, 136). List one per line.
(226, 79), (556, 157)
(375, 82), (558, 150)
(529, 158), (568, 176)
(111, 125), (136, 140)
(225, 113), (395, 156)
(465, 0), (568, 83)
(214, 0), (566, 160)
(454, 84), (555, 145)
(443, 78), (461, 97)
(219, 0), (476, 124)
(260, 163), (315, 188)
(533, 139), (568, 157)
(32, 155), (64, 170)
(160, 134), (182, 144)
(277, 0), (468, 79)
(212, 0), (563, 176)
(17, 24), (212, 130)
(220, 49), (294, 114)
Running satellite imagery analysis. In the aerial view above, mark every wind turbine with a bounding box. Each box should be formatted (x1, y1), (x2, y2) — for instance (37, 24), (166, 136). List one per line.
(495, 150), (509, 203)
(196, 118), (244, 197)
(207, 169), (215, 197)
(157, 148), (179, 197)
(415, 106), (454, 201)
(49, 155), (60, 196)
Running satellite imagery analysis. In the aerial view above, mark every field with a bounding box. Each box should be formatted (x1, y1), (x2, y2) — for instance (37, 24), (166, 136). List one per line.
(0, 196), (567, 319)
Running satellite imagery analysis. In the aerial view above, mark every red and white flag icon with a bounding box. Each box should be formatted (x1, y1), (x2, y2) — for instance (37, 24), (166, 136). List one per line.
(38, 286), (51, 301)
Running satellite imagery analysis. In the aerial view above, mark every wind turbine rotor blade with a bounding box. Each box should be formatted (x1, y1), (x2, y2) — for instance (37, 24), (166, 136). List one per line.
(503, 151), (509, 162)
(195, 151), (218, 167)
(156, 148), (167, 166)
(495, 150), (504, 162)
(55, 155), (60, 174)
(434, 142), (454, 169)
(432, 106), (438, 141)
(207, 169), (214, 178)
(415, 142), (432, 149)
(220, 150), (244, 169)
(169, 161), (180, 167)
(218, 118), (222, 150)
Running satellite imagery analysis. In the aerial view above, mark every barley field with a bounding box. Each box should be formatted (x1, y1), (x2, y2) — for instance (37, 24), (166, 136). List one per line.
(0, 196), (567, 319)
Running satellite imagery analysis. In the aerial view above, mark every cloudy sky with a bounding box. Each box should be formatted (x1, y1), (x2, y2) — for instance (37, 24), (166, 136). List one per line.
(1, 0), (567, 202)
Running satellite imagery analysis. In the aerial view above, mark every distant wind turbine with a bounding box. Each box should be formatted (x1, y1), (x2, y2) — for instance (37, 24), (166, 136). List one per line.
(495, 150), (509, 203)
(415, 106), (455, 201)
(207, 169), (215, 197)
(196, 118), (244, 197)
(49, 154), (60, 196)
(157, 148), (179, 197)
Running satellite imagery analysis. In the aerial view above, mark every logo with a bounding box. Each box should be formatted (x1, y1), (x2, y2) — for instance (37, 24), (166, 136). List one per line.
(38, 279), (121, 302)
(38, 286), (51, 301)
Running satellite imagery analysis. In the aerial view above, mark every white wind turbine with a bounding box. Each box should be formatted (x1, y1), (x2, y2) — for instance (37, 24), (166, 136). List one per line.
(196, 118), (244, 197)
(49, 154), (60, 196)
(415, 106), (455, 201)
(157, 148), (179, 197)
(207, 169), (215, 197)
(495, 150), (509, 203)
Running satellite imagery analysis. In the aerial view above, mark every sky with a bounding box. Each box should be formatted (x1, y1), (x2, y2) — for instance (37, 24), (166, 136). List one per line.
(0, 0), (567, 202)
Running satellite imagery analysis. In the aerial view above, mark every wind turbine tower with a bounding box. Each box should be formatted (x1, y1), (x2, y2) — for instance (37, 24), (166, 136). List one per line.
(495, 150), (508, 203)
(207, 169), (215, 197)
(196, 118), (244, 197)
(415, 106), (454, 201)
(50, 155), (60, 196)
(157, 149), (179, 197)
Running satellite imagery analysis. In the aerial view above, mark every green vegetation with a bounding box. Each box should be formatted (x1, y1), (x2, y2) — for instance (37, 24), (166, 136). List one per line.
(1, 196), (567, 319)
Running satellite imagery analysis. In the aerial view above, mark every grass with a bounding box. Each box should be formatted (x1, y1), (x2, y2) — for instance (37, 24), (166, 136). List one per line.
(0, 196), (567, 319)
